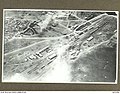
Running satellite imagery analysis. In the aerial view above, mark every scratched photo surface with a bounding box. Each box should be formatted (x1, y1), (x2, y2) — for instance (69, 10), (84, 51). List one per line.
(2, 10), (118, 83)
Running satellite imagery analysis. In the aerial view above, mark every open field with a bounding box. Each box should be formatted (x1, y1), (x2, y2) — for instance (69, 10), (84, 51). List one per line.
(4, 38), (44, 53)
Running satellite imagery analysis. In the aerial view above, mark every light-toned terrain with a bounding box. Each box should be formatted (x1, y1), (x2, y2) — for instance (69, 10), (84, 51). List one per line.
(3, 11), (117, 83)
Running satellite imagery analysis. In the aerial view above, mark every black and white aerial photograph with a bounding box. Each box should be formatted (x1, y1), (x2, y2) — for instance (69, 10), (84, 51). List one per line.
(2, 9), (118, 83)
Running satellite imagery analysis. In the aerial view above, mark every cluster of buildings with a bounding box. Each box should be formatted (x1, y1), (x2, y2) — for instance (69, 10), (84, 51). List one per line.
(24, 46), (57, 63)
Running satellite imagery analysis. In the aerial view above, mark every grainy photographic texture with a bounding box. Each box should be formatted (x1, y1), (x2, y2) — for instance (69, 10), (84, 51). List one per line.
(2, 9), (118, 83)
